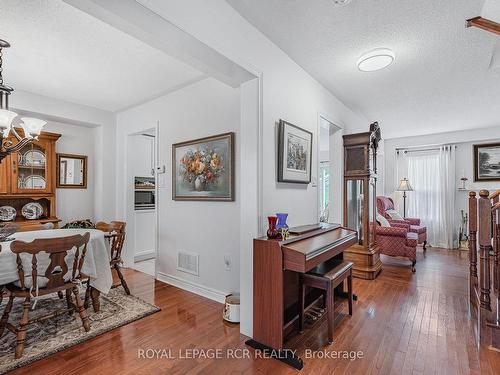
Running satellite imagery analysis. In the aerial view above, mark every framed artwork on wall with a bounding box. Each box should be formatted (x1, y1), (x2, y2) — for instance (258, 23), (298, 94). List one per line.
(277, 119), (313, 184)
(474, 142), (500, 182)
(172, 132), (235, 201)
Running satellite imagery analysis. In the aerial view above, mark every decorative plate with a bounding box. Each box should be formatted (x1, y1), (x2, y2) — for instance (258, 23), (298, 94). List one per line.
(22, 202), (44, 220)
(23, 175), (46, 189)
(23, 149), (45, 166)
(0, 206), (16, 221)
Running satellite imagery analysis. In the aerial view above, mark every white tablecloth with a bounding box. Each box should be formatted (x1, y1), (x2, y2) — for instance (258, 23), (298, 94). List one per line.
(0, 229), (112, 294)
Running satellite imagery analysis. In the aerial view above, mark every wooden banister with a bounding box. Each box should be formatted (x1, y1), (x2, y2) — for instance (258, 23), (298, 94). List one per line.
(479, 190), (492, 311)
(469, 191), (478, 279)
(489, 190), (500, 200)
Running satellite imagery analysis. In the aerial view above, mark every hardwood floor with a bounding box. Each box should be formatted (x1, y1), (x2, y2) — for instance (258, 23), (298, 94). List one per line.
(9, 247), (500, 374)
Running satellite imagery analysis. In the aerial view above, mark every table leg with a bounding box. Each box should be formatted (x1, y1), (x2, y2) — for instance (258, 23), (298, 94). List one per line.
(90, 287), (101, 313)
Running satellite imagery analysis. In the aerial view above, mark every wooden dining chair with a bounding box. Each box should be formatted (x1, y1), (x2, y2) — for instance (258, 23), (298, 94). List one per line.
(94, 221), (130, 295)
(0, 233), (91, 359)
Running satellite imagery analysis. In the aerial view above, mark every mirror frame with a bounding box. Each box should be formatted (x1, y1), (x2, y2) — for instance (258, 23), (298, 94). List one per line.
(56, 153), (88, 189)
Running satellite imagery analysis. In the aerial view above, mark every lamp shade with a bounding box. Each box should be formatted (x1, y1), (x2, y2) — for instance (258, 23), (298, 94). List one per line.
(20, 117), (46, 138)
(0, 109), (17, 137)
(397, 178), (413, 192)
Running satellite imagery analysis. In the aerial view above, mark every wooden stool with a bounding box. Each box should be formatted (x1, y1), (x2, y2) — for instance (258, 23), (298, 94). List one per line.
(299, 260), (353, 344)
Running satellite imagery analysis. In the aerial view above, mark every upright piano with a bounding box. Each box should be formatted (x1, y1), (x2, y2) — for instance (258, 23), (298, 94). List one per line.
(246, 223), (358, 369)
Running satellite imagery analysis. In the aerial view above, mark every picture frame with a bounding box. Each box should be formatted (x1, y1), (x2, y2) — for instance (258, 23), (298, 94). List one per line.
(56, 153), (87, 189)
(172, 132), (235, 201)
(277, 119), (313, 184)
(474, 142), (500, 182)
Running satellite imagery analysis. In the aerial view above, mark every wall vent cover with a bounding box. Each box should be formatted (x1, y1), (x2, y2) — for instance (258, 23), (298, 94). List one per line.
(177, 251), (199, 276)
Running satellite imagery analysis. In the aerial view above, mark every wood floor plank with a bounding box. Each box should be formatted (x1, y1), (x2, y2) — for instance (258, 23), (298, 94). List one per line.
(4, 247), (500, 374)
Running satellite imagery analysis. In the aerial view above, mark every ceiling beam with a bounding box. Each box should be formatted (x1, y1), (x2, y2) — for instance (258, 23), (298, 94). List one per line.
(466, 16), (500, 36)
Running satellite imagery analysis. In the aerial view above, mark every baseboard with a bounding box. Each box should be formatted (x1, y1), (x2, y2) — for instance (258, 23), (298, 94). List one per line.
(156, 272), (227, 304)
(134, 250), (156, 262)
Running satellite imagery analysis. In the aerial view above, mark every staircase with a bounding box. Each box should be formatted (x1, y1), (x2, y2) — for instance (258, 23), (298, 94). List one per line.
(469, 189), (500, 350)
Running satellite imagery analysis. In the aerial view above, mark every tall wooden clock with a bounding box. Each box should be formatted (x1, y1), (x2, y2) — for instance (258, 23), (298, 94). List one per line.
(343, 122), (382, 279)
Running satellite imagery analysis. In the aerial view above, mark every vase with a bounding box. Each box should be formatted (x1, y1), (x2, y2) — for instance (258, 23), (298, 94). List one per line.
(266, 216), (279, 239)
(194, 176), (205, 191)
(276, 213), (288, 230)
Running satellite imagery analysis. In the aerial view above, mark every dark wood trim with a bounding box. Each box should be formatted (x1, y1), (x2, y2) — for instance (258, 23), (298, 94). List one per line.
(473, 142), (500, 182)
(467, 16), (500, 36)
(56, 153), (88, 189)
(277, 119), (313, 184)
(171, 132), (235, 201)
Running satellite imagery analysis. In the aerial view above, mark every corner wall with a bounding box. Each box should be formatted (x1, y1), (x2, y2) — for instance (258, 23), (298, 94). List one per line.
(116, 77), (241, 298)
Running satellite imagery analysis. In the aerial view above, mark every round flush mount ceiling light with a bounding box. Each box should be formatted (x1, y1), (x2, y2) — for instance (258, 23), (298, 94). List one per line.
(357, 48), (395, 72)
(333, 0), (352, 6)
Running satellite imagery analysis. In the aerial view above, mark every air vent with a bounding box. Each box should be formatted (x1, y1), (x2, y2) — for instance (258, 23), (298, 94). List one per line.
(177, 251), (199, 276)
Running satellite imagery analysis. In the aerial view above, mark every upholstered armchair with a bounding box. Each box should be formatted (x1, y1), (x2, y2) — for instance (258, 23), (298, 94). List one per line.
(375, 224), (418, 272)
(376, 196), (427, 250)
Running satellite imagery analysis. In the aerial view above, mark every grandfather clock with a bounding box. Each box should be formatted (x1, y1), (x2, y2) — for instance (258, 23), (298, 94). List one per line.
(343, 122), (382, 279)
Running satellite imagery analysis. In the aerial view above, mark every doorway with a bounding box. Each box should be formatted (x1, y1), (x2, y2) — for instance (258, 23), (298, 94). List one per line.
(317, 115), (342, 224)
(126, 127), (157, 277)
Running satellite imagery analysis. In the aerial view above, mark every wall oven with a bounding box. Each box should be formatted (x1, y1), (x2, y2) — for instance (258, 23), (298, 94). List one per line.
(134, 190), (155, 210)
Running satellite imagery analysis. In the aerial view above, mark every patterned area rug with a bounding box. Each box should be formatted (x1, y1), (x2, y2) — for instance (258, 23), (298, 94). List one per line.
(0, 288), (160, 374)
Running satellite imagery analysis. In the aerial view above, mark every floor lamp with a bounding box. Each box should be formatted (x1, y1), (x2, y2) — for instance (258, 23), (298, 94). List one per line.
(397, 178), (413, 218)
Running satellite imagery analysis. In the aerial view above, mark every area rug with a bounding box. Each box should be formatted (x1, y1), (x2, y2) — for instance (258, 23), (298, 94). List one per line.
(0, 288), (160, 374)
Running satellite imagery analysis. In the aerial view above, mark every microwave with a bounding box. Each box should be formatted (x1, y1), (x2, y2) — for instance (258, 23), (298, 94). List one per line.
(135, 190), (155, 210)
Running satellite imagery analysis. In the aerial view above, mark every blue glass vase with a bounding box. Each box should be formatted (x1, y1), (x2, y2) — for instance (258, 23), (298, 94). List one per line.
(276, 213), (288, 230)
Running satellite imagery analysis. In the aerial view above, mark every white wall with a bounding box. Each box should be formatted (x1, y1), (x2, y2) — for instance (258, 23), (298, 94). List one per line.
(384, 126), (500, 242)
(10, 89), (116, 222)
(137, 0), (369, 337)
(116, 77), (241, 296)
(44, 121), (95, 224)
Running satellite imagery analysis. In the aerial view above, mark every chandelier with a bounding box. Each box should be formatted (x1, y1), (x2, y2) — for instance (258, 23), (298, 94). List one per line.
(0, 39), (46, 162)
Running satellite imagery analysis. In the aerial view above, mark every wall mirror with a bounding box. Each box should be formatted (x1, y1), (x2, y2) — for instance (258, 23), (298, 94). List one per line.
(56, 153), (87, 189)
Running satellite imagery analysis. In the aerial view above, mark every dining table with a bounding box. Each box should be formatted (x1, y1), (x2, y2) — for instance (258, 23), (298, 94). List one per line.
(0, 228), (112, 312)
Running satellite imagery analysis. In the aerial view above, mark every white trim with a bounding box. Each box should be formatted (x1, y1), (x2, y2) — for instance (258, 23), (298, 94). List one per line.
(134, 250), (155, 262)
(157, 272), (226, 304)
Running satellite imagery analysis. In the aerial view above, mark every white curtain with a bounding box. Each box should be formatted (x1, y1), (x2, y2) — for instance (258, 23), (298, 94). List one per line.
(403, 145), (456, 249)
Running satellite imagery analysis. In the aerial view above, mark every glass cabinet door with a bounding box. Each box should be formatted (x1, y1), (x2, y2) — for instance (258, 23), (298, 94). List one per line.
(346, 179), (364, 245)
(0, 158), (8, 194)
(12, 139), (52, 194)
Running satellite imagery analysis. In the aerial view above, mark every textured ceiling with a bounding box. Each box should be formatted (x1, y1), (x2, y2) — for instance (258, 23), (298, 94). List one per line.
(228, 0), (500, 139)
(0, 0), (204, 112)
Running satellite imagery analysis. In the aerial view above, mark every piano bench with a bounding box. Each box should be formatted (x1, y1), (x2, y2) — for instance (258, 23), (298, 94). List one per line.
(298, 260), (353, 344)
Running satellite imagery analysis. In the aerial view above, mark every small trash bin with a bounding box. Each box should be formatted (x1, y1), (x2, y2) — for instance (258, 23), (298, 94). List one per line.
(223, 294), (240, 323)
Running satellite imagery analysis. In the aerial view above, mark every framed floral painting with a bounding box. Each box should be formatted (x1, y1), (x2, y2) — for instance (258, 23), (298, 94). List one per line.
(277, 119), (312, 184)
(172, 132), (235, 201)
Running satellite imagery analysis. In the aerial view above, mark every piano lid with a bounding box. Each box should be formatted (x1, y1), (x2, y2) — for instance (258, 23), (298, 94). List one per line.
(282, 226), (357, 273)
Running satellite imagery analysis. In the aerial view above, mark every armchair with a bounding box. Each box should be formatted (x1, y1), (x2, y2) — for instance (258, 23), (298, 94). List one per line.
(375, 224), (418, 272)
(376, 196), (427, 250)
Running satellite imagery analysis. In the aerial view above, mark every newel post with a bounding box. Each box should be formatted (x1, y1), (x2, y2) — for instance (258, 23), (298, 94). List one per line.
(469, 191), (478, 279)
(479, 190), (492, 311)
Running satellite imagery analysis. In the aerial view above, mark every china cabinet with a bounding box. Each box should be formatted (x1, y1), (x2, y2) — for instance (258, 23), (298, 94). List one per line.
(342, 122), (382, 279)
(0, 128), (61, 229)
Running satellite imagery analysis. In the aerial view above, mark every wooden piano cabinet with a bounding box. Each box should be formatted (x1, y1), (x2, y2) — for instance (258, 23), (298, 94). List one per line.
(247, 223), (357, 369)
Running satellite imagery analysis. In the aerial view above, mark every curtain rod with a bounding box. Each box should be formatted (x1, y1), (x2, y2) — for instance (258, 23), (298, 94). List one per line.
(396, 144), (458, 153)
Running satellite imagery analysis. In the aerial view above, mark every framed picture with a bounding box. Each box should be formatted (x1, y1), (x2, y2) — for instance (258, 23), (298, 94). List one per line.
(474, 142), (500, 182)
(56, 153), (87, 189)
(172, 132), (235, 201)
(277, 120), (313, 184)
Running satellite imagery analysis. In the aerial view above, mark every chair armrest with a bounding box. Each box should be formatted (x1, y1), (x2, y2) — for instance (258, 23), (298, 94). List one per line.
(390, 222), (410, 230)
(376, 226), (407, 237)
(405, 217), (421, 225)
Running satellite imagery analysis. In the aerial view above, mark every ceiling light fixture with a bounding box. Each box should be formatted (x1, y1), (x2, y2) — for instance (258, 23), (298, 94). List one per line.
(357, 48), (395, 72)
(0, 39), (46, 162)
(333, 0), (352, 6)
